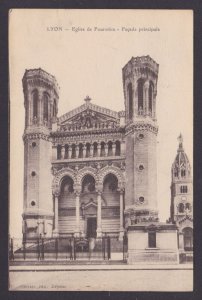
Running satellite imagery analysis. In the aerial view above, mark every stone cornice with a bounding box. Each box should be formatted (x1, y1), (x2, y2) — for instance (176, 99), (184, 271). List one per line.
(127, 223), (178, 231)
(122, 55), (159, 77)
(23, 132), (51, 142)
(51, 128), (125, 141)
(22, 68), (59, 97)
(125, 122), (158, 135)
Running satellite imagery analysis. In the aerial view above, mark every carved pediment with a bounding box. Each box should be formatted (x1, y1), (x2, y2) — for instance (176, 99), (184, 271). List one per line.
(58, 98), (119, 132)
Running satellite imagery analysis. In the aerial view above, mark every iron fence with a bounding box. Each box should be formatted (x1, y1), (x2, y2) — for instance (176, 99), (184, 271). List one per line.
(9, 233), (128, 262)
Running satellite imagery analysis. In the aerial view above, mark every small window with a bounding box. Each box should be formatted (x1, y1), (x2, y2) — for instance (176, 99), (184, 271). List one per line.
(180, 185), (188, 193)
(32, 142), (36, 148)
(31, 201), (36, 206)
(148, 232), (156, 248)
(181, 169), (186, 177)
(31, 171), (36, 177)
(178, 203), (184, 213)
(185, 203), (191, 211)
(139, 165), (144, 171)
(138, 133), (144, 140)
(139, 196), (144, 203)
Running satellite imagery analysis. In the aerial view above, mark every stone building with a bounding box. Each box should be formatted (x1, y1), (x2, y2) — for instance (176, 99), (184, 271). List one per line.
(170, 134), (193, 254)
(21, 55), (182, 263)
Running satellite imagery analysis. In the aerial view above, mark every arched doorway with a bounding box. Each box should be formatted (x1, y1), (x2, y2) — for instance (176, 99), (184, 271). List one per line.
(81, 174), (97, 237)
(58, 176), (75, 235)
(183, 227), (193, 251)
(102, 173), (120, 234)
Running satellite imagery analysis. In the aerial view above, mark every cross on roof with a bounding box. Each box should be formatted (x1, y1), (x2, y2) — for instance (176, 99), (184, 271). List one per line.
(84, 95), (91, 103)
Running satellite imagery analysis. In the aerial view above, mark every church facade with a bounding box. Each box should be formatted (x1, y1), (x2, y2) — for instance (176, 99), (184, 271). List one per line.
(21, 55), (192, 262)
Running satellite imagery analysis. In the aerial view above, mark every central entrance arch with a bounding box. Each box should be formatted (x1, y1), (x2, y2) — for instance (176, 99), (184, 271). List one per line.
(87, 217), (97, 238)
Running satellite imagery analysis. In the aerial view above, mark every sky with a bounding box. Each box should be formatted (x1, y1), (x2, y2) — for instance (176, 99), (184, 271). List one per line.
(9, 9), (193, 238)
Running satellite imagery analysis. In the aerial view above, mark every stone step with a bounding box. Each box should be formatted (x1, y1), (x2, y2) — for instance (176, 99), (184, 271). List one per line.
(10, 260), (126, 266)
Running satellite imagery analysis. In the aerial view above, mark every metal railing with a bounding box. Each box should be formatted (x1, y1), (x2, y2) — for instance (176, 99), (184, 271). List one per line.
(9, 233), (128, 262)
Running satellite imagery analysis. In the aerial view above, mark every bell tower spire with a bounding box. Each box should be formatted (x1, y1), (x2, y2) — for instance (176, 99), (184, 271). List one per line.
(170, 134), (192, 223)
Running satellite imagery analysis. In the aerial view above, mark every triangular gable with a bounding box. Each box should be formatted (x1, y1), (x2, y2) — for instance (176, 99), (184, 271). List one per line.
(58, 98), (119, 125)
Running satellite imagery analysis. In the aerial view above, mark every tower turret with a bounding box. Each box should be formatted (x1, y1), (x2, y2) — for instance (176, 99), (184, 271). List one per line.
(22, 68), (59, 239)
(170, 134), (193, 223)
(123, 56), (159, 224)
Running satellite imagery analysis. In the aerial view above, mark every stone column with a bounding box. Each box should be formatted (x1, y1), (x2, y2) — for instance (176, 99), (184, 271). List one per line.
(53, 194), (59, 237)
(75, 191), (80, 236)
(112, 142), (116, 156)
(97, 143), (101, 157)
(96, 190), (102, 237)
(61, 145), (65, 159)
(83, 144), (87, 158)
(68, 145), (72, 159)
(90, 144), (94, 157)
(119, 189), (124, 240)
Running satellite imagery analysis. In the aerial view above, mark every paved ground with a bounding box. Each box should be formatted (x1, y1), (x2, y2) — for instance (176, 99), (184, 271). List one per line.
(9, 267), (193, 291)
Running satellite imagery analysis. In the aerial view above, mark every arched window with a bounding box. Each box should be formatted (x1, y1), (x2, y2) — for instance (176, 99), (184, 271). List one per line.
(71, 144), (76, 158)
(61, 176), (74, 193)
(137, 79), (144, 112)
(43, 93), (49, 121)
(32, 90), (38, 119)
(115, 140), (121, 156)
(53, 99), (57, 118)
(183, 227), (193, 251)
(149, 81), (154, 113)
(103, 174), (118, 193)
(108, 141), (113, 156)
(57, 145), (62, 160)
(185, 203), (191, 211)
(82, 175), (95, 193)
(127, 83), (133, 119)
(181, 169), (186, 177)
(79, 143), (83, 158)
(178, 203), (184, 213)
(86, 143), (91, 158)
(100, 142), (105, 157)
(174, 169), (178, 177)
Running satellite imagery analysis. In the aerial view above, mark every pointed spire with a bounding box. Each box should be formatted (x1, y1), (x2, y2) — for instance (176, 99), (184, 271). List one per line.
(177, 133), (184, 151)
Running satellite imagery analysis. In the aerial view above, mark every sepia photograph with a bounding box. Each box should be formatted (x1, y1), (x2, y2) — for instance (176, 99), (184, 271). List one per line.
(9, 9), (193, 291)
